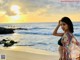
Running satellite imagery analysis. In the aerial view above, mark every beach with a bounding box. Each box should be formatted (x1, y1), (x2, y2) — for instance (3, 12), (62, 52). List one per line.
(0, 22), (80, 60)
(0, 46), (59, 60)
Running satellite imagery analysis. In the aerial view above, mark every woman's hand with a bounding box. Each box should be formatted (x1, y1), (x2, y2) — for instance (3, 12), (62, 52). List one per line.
(53, 20), (64, 37)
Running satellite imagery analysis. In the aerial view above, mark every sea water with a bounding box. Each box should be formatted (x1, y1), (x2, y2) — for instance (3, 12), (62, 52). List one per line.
(0, 22), (80, 52)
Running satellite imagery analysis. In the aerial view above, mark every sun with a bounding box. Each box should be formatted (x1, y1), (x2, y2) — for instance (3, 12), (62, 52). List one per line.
(9, 5), (21, 23)
(10, 5), (21, 15)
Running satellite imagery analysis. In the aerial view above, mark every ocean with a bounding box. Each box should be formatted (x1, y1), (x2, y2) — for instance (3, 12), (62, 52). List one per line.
(0, 22), (80, 52)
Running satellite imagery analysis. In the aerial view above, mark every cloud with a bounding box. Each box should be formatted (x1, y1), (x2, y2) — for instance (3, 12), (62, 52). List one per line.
(0, 0), (80, 16)
(26, 7), (49, 17)
(6, 11), (17, 16)
(0, 11), (6, 17)
(21, 0), (80, 14)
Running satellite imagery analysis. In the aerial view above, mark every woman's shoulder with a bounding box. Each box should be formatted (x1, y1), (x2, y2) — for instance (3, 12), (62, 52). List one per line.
(63, 32), (73, 38)
(62, 32), (73, 42)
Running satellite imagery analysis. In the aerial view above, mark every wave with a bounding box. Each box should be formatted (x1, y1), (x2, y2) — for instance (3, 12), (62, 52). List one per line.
(74, 33), (80, 36)
(17, 31), (52, 35)
(28, 27), (49, 30)
(12, 27), (51, 31)
(36, 42), (48, 45)
(17, 31), (80, 36)
(16, 44), (35, 46)
(74, 24), (80, 26)
(16, 42), (48, 46)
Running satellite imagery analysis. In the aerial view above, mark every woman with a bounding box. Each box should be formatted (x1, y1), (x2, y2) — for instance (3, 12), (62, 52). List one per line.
(53, 17), (80, 60)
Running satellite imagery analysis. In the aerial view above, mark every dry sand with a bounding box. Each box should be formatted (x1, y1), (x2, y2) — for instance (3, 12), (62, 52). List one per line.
(0, 46), (59, 60)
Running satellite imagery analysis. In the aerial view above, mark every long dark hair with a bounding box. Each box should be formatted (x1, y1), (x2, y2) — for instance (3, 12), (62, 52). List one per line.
(61, 17), (74, 33)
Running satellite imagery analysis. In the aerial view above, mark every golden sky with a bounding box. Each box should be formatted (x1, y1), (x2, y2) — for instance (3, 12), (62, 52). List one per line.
(0, 0), (80, 23)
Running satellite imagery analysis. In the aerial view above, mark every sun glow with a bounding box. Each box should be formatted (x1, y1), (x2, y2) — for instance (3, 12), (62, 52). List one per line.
(11, 15), (20, 20)
(9, 5), (21, 23)
(9, 15), (21, 23)
(10, 5), (21, 15)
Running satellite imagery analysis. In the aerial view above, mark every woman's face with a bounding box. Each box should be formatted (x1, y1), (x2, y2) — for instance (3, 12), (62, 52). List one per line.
(60, 21), (69, 32)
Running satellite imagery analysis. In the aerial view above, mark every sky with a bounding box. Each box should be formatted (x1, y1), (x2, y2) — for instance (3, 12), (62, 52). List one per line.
(0, 0), (80, 23)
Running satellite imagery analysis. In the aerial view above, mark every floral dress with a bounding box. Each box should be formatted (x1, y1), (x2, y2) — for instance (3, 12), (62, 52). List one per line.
(62, 32), (80, 60)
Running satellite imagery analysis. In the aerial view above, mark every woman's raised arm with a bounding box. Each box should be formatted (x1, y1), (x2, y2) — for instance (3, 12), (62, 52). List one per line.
(53, 21), (64, 37)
